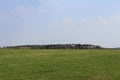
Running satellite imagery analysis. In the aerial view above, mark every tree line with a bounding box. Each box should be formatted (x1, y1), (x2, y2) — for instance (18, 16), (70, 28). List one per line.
(3, 44), (101, 49)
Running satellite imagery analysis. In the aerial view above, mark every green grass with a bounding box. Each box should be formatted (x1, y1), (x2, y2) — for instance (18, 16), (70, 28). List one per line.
(0, 49), (120, 80)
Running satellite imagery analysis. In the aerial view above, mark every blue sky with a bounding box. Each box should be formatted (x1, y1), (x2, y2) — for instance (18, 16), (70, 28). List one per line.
(0, 0), (120, 47)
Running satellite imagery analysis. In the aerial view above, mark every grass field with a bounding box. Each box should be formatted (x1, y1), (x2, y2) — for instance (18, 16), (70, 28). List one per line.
(0, 49), (120, 80)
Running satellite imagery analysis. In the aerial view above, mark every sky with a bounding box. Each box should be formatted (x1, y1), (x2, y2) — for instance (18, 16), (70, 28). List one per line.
(0, 0), (120, 48)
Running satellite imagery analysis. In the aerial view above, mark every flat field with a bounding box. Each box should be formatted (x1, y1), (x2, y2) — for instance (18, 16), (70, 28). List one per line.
(0, 49), (120, 80)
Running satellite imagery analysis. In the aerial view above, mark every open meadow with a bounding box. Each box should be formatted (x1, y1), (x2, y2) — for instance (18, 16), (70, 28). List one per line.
(0, 49), (120, 80)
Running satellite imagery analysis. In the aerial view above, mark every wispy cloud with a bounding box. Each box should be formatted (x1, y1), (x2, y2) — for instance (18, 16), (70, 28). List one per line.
(82, 18), (88, 23)
(0, 0), (62, 19)
(38, 0), (61, 13)
(52, 15), (120, 29)
(97, 16), (108, 26)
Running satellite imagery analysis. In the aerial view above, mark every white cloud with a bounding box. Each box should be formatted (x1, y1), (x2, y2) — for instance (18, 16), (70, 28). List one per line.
(63, 18), (90, 28)
(38, 0), (61, 13)
(80, 18), (89, 25)
(63, 17), (72, 25)
(97, 15), (120, 27)
(0, 0), (61, 18)
(112, 15), (120, 19)
(109, 15), (120, 27)
(97, 16), (108, 26)
(82, 18), (88, 24)
(12, 5), (35, 18)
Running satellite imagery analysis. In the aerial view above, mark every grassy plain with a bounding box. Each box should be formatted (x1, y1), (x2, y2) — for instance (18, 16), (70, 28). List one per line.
(0, 49), (120, 80)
